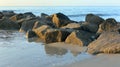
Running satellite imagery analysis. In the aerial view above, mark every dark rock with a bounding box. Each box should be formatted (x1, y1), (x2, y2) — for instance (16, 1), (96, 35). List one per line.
(19, 17), (40, 32)
(52, 13), (71, 27)
(0, 18), (20, 30)
(80, 22), (99, 33)
(26, 30), (37, 38)
(65, 30), (95, 46)
(85, 13), (104, 25)
(24, 12), (36, 18)
(41, 13), (49, 18)
(97, 18), (118, 34)
(0, 12), (4, 19)
(87, 32), (120, 54)
(2, 11), (15, 17)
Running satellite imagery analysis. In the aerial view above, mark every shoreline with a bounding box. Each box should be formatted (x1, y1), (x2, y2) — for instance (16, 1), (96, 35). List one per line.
(58, 54), (120, 67)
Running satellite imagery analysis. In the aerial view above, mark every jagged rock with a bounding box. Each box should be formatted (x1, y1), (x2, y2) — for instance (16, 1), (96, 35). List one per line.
(52, 13), (71, 27)
(97, 18), (118, 34)
(85, 13), (104, 25)
(0, 18), (20, 30)
(65, 30), (95, 46)
(87, 32), (120, 54)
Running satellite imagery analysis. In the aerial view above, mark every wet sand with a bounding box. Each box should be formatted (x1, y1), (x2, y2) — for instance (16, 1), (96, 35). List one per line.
(58, 54), (120, 67)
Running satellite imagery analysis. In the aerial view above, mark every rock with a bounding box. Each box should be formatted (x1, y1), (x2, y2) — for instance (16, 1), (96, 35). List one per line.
(26, 30), (38, 38)
(41, 13), (49, 19)
(33, 25), (51, 40)
(2, 11), (15, 17)
(44, 29), (70, 43)
(97, 18), (118, 34)
(80, 22), (99, 33)
(19, 17), (40, 32)
(0, 18), (20, 30)
(0, 12), (4, 19)
(65, 30), (95, 46)
(33, 25), (70, 43)
(85, 13), (104, 25)
(52, 13), (71, 27)
(24, 12), (36, 18)
(87, 32), (120, 54)
(61, 23), (81, 29)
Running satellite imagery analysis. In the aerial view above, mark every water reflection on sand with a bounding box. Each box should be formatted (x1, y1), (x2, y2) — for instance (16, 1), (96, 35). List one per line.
(0, 30), (92, 67)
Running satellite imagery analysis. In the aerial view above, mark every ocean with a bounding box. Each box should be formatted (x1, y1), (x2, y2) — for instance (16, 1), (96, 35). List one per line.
(0, 6), (120, 21)
(0, 6), (119, 67)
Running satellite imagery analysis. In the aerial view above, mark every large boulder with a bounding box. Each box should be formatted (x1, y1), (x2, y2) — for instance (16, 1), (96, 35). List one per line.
(65, 30), (95, 46)
(0, 18), (20, 30)
(52, 13), (71, 27)
(24, 12), (36, 18)
(80, 22), (99, 33)
(19, 17), (40, 32)
(44, 29), (70, 43)
(97, 18), (118, 34)
(87, 32), (120, 54)
(85, 13), (104, 25)
(33, 25), (51, 40)
(33, 25), (70, 43)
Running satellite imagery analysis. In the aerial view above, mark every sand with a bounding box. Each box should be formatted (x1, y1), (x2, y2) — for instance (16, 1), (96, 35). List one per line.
(58, 54), (120, 67)
(47, 42), (120, 67)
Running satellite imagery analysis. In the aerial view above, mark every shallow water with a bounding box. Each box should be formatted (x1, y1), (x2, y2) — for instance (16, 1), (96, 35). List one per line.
(0, 30), (92, 67)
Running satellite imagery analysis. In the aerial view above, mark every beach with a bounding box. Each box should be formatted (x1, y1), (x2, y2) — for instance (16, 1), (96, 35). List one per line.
(58, 54), (120, 67)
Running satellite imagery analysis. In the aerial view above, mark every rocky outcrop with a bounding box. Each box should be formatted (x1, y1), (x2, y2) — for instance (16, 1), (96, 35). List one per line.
(52, 13), (71, 27)
(97, 18), (118, 34)
(0, 18), (20, 30)
(87, 32), (120, 54)
(65, 30), (95, 46)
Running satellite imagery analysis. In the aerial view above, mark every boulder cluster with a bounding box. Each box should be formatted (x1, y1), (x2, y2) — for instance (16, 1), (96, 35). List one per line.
(0, 11), (120, 54)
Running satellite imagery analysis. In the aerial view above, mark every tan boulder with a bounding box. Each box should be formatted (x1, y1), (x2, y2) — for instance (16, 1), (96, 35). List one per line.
(65, 30), (95, 46)
(87, 32), (120, 54)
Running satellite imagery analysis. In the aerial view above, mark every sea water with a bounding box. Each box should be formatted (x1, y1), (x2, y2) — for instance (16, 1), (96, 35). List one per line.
(0, 6), (120, 67)
(0, 6), (120, 21)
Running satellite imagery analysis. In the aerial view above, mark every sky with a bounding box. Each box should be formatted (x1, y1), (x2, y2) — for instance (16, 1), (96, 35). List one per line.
(0, 0), (120, 6)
